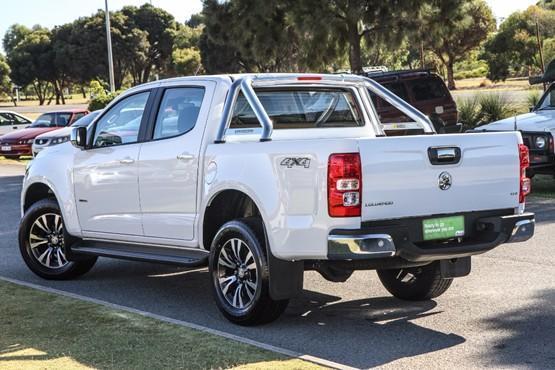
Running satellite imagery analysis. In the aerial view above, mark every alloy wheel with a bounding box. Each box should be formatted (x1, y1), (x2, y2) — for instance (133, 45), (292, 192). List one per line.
(28, 213), (68, 269)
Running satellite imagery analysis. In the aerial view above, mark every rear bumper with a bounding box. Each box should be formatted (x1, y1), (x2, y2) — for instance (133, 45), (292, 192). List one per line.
(328, 212), (534, 263)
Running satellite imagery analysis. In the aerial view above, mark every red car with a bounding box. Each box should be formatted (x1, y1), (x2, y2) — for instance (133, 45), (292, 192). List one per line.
(0, 109), (89, 158)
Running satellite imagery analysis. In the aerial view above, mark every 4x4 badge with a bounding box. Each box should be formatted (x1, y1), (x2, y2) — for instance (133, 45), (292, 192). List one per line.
(438, 172), (452, 190)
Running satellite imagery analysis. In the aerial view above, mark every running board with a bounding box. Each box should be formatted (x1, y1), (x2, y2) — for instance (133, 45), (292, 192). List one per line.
(69, 240), (209, 267)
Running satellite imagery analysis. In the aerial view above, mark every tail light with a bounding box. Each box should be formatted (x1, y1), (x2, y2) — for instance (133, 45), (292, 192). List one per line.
(519, 144), (531, 203)
(328, 153), (361, 217)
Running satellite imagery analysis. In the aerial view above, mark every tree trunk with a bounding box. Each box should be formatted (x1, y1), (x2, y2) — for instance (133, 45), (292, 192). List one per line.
(348, 26), (363, 74)
(446, 60), (456, 90)
(81, 86), (86, 99)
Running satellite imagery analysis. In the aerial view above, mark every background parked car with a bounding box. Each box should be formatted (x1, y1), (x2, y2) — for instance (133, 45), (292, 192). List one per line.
(0, 109), (89, 159)
(0, 111), (33, 136)
(33, 110), (101, 157)
(364, 69), (459, 135)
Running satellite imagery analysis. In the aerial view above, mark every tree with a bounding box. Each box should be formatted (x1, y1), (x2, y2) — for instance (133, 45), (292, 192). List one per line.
(120, 4), (178, 84)
(7, 27), (55, 105)
(419, 0), (495, 89)
(200, 0), (331, 73)
(2, 24), (31, 54)
(0, 53), (15, 105)
(482, 6), (555, 81)
(169, 24), (203, 76)
(286, 0), (425, 74)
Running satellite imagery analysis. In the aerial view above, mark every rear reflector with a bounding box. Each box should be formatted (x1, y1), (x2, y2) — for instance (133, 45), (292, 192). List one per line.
(328, 153), (361, 217)
(519, 144), (531, 203)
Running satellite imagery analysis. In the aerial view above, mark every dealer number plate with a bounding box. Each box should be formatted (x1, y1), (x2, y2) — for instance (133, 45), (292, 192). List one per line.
(422, 216), (465, 241)
(1, 145), (11, 151)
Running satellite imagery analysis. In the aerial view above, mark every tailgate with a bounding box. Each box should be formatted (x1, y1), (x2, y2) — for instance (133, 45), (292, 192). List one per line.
(359, 132), (521, 221)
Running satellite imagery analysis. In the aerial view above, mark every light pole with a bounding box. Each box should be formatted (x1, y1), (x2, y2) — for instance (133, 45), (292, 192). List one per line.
(105, 0), (115, 93)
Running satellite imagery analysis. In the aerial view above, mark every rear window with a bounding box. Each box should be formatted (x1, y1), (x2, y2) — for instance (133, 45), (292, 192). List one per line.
(408, 77), (448, 101)
(230, 88), (363, 129)
(370, 82), (409, 108)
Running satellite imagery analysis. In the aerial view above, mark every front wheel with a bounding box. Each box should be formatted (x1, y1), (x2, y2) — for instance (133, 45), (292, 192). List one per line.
(19, 198), (97, 280)
(377, 261), (452, 301)
(209, 219), (288, 326)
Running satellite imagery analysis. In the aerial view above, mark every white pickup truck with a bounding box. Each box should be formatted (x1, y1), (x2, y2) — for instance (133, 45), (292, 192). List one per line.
(19, 74), (534, 325)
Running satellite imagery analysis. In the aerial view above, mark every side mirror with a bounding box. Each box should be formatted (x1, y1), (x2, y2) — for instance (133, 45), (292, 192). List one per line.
(70, 126), (88, 149)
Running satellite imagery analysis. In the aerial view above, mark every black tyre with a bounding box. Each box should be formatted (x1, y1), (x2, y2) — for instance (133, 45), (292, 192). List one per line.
(4, 155), (20, 160)
(209, 219), (288, 326)
(377, 262), (452, 301)
(19, 198), (97, 280)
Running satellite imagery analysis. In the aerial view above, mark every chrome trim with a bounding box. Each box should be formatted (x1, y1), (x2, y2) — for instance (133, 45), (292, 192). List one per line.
(328, 233), (396, 258)
(507, 219), (535, 243)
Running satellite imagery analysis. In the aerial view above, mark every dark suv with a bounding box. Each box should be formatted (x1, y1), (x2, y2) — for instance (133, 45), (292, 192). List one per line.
(364, 69), (458, 134)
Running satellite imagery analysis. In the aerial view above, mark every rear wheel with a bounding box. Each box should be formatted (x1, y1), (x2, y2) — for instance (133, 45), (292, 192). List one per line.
(19, 198), (97, 280)
(4, 155), (20, 160)
(209, 219), (288, 326)
(377, 261), (452, 301)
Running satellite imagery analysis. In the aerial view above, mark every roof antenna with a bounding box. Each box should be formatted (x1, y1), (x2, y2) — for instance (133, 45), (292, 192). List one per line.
(514, 115), (518, 131)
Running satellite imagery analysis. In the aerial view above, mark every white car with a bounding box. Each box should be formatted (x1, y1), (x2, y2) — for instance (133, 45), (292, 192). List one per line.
(19, 74), (534, 325)
(32, 110), (101, 157)
(474, 85), (555, 177)
(0, 110), (32, 135)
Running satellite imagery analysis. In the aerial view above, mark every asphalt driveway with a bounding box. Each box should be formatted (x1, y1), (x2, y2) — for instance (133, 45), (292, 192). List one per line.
(0, 164), (553, 369)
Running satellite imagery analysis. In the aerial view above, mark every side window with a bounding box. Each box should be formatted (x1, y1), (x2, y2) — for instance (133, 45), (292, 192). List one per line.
(153, 87), (205, 140)
(13, 114), (30, 124)
(0, 113), (13, 126)
(72, 112), (87, 123)
(92, 92), (149, 148)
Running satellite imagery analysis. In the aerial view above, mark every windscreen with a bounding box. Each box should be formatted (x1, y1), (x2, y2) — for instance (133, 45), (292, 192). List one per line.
(230, 88), (363, 129)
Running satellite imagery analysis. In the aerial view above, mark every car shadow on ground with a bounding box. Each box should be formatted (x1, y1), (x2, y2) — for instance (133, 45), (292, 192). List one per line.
(76, 261), (466, 368)
(481, 289), (555, 368)
(527, 197), (555, 224)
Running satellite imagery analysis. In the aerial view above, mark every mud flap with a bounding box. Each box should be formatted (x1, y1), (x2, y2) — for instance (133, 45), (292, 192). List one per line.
(440, 257), (471, 278)
(268, 253), (304, 300)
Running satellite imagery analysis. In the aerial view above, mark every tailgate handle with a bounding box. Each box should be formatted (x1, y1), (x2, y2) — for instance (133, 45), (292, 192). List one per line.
(428, 147), (461, 165)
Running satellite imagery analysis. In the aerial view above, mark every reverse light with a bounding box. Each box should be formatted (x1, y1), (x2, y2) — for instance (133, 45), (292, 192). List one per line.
(519, 144), (531, 203)
(328, 153), (362, 217)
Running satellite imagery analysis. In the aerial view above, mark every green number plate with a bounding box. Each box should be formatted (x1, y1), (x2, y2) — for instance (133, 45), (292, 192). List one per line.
(422, 216), (465, 241)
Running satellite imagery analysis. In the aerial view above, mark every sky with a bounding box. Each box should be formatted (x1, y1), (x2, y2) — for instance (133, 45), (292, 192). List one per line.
(0, 0), (540, 53)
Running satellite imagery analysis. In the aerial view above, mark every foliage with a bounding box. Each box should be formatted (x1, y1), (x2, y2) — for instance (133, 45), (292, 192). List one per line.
(6, 26), (55, 105)
(286, 0), (426, 73)
(88, 92), (119, 111)
(527, 90), (542, 108)
(168, 24), (203, 76)
(457, 97), (481, 127)
(419, 0), (495, 89)
(482, 6), (555, 81)
(0, 53), (12, 100)
(477, 94), (517, 124)
(457, 94), (518, 127)
(200, 0), (317, 73)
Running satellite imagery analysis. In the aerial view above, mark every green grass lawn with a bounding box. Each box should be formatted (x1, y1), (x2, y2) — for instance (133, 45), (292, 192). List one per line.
(0, 280), (321, 370)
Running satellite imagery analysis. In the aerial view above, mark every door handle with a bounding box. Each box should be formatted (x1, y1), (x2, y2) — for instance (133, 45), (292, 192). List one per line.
(177, 153), (194, 161)
(119, 158), (135, 165)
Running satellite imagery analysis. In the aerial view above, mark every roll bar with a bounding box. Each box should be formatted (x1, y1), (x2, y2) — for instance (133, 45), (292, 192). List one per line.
(214, 75), (435, 143)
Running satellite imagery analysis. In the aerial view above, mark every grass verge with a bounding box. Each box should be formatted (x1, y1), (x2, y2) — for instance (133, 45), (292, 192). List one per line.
(0, 280), (321, 370)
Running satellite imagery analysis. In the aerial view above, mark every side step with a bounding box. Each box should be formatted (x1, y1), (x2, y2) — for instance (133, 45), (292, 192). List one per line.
(70, 240), (209, 267)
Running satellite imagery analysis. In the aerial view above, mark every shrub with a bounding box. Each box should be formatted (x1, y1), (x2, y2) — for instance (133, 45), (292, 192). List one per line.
(88, 92), (118, 111)
(526, 90), (541, 109)
(477, 94), (515, 124)
(457, 97), (481, 127)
